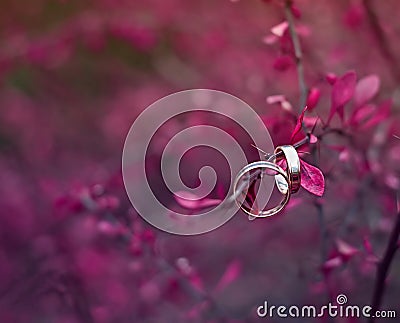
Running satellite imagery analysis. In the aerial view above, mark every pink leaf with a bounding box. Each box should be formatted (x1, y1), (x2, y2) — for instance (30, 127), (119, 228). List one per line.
(329, 71), (357, 122)
(174, 191), (221, 210)
(326, 73), (337, 85)
(276, 158), (287, 171)
(290, 5), (301, 18)
(363, 236), (374, 254)
(336, 239), (359, 261)
(306, 87), (320, 111)
(285, 197), (303, 210)
(266, 94), (292, 111)
(333, 70), (357, 106)
(348, 103), (376, 126)
(295, 24), (311, 37)
(262, 34), (278, 45)
(339, 148), (350, 162)
(344, 5), (364, 28)
(302, 116), (319, 127)
(270, 21), (289, 37)
(322, 256), (342, 275)
(309, 133), (318, 144)
(299, 159), (325, 196)
(266, 94), (285, 104)
(363, 236), (378, 263)
(359, 99), (391, 130)
(354, 74), (380, 107)
(215, 260), (241, 292)
(273, 55), (292, 71)
(189, 274), (204, 293)
(290, 106), (308, 143)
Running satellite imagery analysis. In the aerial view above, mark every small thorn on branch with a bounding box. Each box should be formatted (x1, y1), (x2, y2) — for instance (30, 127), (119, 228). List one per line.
(251, 144), (268, 156)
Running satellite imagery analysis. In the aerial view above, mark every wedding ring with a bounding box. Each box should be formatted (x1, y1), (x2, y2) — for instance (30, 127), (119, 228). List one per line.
(271, 145), (301, 194)
(233, 161), (291, 218)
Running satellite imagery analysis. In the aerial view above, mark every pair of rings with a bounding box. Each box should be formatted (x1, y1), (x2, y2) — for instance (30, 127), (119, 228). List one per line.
(233, 145), (301, 218)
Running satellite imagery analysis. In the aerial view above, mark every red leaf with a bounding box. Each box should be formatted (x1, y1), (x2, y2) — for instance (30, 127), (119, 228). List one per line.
(354, 74), (380, 107)
(300, 159), (325, 196)
(290, 106), (308, 143)
(328, 71), (357, 122)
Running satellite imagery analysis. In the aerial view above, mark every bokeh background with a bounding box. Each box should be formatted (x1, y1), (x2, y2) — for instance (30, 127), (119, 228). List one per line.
(1, 0), (400, 322)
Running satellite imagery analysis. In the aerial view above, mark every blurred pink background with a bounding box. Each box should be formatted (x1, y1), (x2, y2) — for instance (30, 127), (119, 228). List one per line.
(1, 0), (400, 322)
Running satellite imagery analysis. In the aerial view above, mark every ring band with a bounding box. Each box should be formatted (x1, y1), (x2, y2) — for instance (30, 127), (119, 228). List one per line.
(233, 161), (291, 218)
(272, 145), (301, 194)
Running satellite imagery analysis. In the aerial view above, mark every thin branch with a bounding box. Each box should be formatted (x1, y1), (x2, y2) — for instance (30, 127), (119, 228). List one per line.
(369, 211), (400, 323)
(266, 135), (310, 161)
(283, 8), (333, 301)
(316, 202), (328, 261)
(284, 0), (308, 113)
(251, 143), (268, 156)
(363, 0), (400, 82)
(316, 201), (334, 308)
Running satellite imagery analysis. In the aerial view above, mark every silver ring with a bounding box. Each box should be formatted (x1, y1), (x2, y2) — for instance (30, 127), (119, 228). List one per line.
(233, 161), (291, 218)
(272, 145), (301, 194)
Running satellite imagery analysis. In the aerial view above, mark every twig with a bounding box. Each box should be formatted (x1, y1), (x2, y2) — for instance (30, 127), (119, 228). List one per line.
(251, 144), (268, 156)
(266, 135), (310, 161)
(282, 8), (333, 302)
(284, 0), (308, 113)
(363, 0), (400, 82)
(315, 202), (328, 261)
(369, 211), (400, 323)
(316, 201), (334, 308)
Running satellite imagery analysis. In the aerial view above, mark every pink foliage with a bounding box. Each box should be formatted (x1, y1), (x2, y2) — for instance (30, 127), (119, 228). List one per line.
(0, 0), (399, 322)
(299, 159), (325, 197)
(354, 74), (380, 107)
(329, 70), (357, 122)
